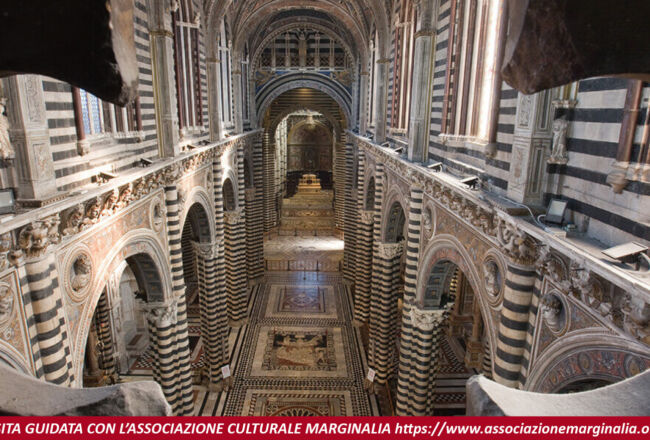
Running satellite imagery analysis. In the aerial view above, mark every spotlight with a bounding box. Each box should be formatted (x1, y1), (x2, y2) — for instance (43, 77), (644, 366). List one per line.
(602, 242), (650, 271)
(543, 199), (568, 225)
(186, 144), (198, 150)
(428, 162), (443, 172)
(393, 147), (404, 154)
(0, 189), (15, 215)
(140, 158), (153, 167)
(381, 142), (390, 148)
(460, 176), (479, 190)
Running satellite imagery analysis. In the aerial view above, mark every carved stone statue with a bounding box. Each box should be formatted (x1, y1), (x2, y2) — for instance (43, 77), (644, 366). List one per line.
(540, 294), (563, 331)
(0, 285), (13, 324)
(0, 97), (14, 160)
(549, 117), (569, 164)
(71, 254), (92, 292)
(483, 260), (500, 297)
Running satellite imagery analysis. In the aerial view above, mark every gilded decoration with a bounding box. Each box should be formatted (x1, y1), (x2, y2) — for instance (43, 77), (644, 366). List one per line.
(537, 349), (650, 393)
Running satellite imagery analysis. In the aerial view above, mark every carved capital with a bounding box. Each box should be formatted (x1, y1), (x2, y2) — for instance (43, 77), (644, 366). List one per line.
(408, 306), (446, 332)
(19, 215), (60, 259)
(496, 217), (537, 265)
(359, 209), (375, 225)
(192, 241), (220, 260)
(376, 241), (404, 260)
(224, 207), (244, 225)
(245, 187), (256, 202)
(148, 300), (177, 327)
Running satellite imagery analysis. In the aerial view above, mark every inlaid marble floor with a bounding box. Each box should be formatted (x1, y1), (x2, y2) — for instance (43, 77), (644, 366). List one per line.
(192, 271), (379, 416)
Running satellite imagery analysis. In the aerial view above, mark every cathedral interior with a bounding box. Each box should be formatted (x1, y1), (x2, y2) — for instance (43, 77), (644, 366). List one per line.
(0, 0), (648, 416)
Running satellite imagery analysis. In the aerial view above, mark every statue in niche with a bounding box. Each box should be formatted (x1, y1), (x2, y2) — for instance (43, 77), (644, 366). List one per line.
(0, 97), (14, 160)
(71, 254), (92, 292)
(540, 294), (563, 331)
(549, 117), (569, 164)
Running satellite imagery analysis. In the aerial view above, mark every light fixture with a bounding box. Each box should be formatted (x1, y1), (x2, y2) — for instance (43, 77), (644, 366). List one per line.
(186, 144), (198, 150)
(460, 176), (479, 190)
(393, 147), (404, 154)
(0, 189), (15, 215)
(602, 242), (650, 271)
(140, 158), (153, 167)
(543, 199), (568, 225)
(428, 162), (443, 172)
(381, 142), (390, 148)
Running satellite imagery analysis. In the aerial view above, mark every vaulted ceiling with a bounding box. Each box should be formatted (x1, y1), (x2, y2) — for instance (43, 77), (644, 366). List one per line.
(205, 0), (391, 62)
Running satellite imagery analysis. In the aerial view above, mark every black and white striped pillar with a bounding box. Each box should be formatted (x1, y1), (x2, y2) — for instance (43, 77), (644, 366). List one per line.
(19, 220), (72, 386)
(163, 184), (195, 415)
(342, 141), (358, 282)
(494, 259), (537, 388)
(367, 240), (404, 384)
(262, 131), (277, 232)
(353, 150), (373, 324)
(211, 157), (230, 387)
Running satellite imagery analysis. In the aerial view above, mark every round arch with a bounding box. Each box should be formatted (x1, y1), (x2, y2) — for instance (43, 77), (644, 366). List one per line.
(268, 104), (344, 141)
(524, 332), (650, 393)
(223, 177), (237, 211)
(382, 187), (408, 243)
(178, 188), (215, 242)
(72, 232), (172, 386)
(256, 73), (352, 125)
(416, 235), (497, 370)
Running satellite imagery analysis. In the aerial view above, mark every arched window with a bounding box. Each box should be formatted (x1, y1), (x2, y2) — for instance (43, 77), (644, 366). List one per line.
(390, 0), (416, 132)
(71, 87), (142, 152)
(441, 0), (499, 140)
(217, 19), (233, 127)
(172, 0), (203, 131)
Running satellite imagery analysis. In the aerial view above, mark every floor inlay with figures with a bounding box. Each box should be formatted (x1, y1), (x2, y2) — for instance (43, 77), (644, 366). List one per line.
(191, 270), (379, 416)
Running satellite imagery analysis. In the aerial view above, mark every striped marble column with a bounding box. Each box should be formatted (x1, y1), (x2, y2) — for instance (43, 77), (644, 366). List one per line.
(333, 142), (346, 231)
(192, 241), (228, 387)
(262, 131), (276, 232)
(395, 186), (429, 414)
(18, 220), (71, 386)
(396, 305), (447, 415)
(224, 207), (248, 325)
(147, 300), (182, 413)
(520, 268), (544, 385)
(494, 260), (537, 388)
(163, 185), (194, 415)
(353, 211), (374, 325)
(211, 158), (230, 382)
(367, 240), (403, 384)
(247, 135), (264, 279)
(95, 293), (116, 379)
(342, 142), (358, 281)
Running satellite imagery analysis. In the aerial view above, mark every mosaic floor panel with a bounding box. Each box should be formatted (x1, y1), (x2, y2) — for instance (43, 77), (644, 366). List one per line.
(192, 268), (378, 416)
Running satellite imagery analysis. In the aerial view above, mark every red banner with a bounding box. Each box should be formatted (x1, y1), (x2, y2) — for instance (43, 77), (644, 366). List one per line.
(0, 417), (648, 440)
